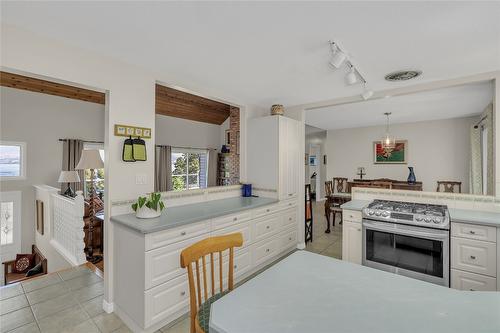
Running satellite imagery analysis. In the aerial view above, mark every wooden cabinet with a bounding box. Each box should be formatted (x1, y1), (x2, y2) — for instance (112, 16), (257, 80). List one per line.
(450, 221), (497, 291)
(342, 220), (362, 265)
(247, 115), (301, 200)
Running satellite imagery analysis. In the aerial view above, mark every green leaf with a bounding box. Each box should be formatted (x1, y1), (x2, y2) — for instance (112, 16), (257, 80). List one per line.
(159, 201), (165, 211)
(138, 196), (147, 208)
(132, 203), (138, 212)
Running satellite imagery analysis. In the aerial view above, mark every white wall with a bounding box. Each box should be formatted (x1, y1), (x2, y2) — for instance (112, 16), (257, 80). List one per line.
(305, 130), (327, 200)
(0, 87), (104, 252)
(326, 116), (476, 192)
(155, 114), (224, 150)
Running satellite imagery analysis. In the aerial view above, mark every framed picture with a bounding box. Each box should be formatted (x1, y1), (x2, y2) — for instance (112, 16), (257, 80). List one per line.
(305, 153), (309, 165)
(36, 200), (44, 235)
(323, 155), (327, 165)
(309, 155), (317, 166)
(225, 129), (231, 145)
(373, 140), (407, 164)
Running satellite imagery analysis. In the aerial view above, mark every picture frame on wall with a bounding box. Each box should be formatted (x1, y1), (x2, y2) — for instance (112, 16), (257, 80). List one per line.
(225, 129), (231, 145)
(373, 140), (408, 164)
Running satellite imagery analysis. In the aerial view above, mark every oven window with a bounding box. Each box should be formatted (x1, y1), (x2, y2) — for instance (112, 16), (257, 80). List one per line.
(366, 229), (443, 278)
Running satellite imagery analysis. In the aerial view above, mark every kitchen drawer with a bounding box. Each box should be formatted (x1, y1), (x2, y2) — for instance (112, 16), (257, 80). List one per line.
(279, 198), (297, 211)
(280, 209), (297, 229)
(211, 211), (252, 231)
(343, 209), (362, 223)
(211, 221), (252, 250)
(144, 274), (189, 328)
(254, 215), (280, 242)
(451, 237), (497, 277)
(253, 204), (280, 219)
(252, 238), (279, 267)
(278, 228), (297, 251)
(145, 234), (206, 289)
(145, 221), (210, 251)
(451, 269), (497, 291)
(451, 222), (497, 243)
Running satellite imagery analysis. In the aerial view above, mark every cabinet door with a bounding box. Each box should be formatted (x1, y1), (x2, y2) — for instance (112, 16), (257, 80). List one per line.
(451, 269), (497, 291)
(279, 118), (300, 200)
(342, 221), (362, 264)
(451, 237), (497, 277)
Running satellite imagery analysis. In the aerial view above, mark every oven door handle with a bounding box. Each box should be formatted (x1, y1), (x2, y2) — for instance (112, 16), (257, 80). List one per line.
(363, 221), (448, 240)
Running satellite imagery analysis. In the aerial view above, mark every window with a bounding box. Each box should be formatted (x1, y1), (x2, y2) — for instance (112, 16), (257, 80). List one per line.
(171, 149), (208, 191)
(0, 142), (26, 180)
(83, 144), (105, 198)
(0, 201), (14, 246)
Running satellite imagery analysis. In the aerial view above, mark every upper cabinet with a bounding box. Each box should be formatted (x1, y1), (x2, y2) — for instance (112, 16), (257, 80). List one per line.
(247, 116), (301, 200)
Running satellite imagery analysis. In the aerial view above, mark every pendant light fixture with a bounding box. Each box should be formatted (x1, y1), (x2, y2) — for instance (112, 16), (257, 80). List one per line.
(381, 112), (396, 152)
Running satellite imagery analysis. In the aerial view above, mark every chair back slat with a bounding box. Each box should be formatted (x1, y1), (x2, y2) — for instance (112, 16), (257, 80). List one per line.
(180, 233), (243, 333)
(325, 180), (333, 196)
(333, 177), (348, 193)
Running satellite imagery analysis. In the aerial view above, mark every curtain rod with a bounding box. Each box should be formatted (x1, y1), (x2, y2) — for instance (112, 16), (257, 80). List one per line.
(473, 115), (488, 129)
(59, 139), (104, 144)
(155, 144), (217, 150)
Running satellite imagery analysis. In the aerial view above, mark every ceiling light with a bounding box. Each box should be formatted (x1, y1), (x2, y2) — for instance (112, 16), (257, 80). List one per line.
(385, 70), (422, 81)
(346, 66), (358, 85)
(381, 112), (396, 152)
(330, 50), (347, 69)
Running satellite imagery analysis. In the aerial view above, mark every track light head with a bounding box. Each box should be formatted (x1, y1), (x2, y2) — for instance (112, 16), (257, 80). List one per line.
(346, 67), (358, 85)
(361, 88), (374, 100)
(329, 50), (347, 69)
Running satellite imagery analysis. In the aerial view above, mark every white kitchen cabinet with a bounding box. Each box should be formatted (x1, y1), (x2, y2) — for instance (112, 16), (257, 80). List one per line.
(247, 115), (301, 200)
(451, 269), (497, 291)
(342, 220), (362, 264)
(451, 237), (497, 277)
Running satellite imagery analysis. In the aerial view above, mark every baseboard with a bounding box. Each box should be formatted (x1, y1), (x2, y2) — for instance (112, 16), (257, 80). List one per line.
(102, 299), (114, 313)
(297, 242), (306, 250)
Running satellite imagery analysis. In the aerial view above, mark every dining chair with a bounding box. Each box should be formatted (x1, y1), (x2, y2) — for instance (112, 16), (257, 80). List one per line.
(332, 177), (349, 193)
(180, 233), (243, 333)
(436, 181), (462, 193)
(324, 181), (342, 233)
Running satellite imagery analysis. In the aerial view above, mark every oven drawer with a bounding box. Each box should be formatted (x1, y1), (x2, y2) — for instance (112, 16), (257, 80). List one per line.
(451, 269), (497, 291)
(343, 209), (362, 223)
(451, 222), (497, 242)
(451, 237), (497, 277)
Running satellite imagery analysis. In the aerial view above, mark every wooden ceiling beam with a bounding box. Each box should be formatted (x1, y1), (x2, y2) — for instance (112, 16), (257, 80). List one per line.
(0, 71), (105, 104)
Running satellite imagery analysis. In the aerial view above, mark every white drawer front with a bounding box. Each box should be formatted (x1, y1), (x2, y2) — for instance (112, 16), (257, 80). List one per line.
(145, 235), (206, 289)
(278, 228), (297, 251)
(211, 211), (252, 231)
(252, 238), (278, 267)
(343, 209), (362, 223)
(145, 275), (189, 327)
(211, 221), (252, 250)
(451, 269), (497, 291)
(279, 199), (297, 211)
(451, 222), (497, 242)
(254, 215), (280, 242)
(145, 221), (210, 251)
(451, 237), (497, 277)
(253, 204), (280, 219)
(280, 209), (297, 229)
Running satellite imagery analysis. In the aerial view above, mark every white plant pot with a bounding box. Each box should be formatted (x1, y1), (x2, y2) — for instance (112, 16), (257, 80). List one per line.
(136, 206), (162, 219)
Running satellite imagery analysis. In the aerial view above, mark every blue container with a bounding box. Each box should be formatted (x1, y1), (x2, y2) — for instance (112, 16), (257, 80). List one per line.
(242, 184), (252, 197)
(407, 166), (416, 184)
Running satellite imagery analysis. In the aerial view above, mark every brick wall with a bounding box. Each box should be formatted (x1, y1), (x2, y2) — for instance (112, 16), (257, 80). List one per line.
(228, 106), (240, 185)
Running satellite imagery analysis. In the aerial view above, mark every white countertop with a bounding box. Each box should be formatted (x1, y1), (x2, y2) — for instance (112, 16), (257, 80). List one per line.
(210, 251), (500, 333)
(340, 199), (370, 211)
(449, 208), (500, 228)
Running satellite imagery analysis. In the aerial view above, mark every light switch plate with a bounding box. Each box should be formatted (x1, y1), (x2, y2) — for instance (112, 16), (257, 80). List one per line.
(135, 174), (148, 185)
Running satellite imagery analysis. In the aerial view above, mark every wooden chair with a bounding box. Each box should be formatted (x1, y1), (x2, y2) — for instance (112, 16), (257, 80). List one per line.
(436, 181), (462, 193)
(333, 177), (349, 194)
(3, 245), (47, 285)
(180, 233), (243, 333)
(324, 181), (342, 233)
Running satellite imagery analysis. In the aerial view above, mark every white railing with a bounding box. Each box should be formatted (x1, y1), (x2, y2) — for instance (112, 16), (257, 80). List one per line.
(50, 191), (86, 266)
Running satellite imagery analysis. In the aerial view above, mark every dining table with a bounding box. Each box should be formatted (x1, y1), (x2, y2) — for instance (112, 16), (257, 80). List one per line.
(209, 251), (500, 333)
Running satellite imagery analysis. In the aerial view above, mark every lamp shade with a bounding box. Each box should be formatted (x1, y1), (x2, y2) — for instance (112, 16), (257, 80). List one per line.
(58, 170), (81, 183)
(75, 149), (104, 170)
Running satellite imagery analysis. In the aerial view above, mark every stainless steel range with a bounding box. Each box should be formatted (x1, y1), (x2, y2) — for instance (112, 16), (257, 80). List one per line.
(362, 200), (450, 286)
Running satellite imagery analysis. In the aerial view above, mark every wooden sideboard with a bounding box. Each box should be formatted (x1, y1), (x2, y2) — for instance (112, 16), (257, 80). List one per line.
(349, 178), (423, 191)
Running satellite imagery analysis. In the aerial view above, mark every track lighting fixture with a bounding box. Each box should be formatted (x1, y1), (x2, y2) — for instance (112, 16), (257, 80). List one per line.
(361, 83), (374, 100)
(346, 65), (358, 85)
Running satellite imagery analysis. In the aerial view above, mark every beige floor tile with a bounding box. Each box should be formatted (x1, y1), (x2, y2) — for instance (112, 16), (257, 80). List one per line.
(161, 317), (189, 333)
(81, 295), (104, 318)
(92, 312), (124, 333)
(0, 293), (29, 315)
(58, 267), (92, 281)
(63, 273), (102, 291)
(7, 322), (40, 333)
(60, 319), (100, 333)
(25, 282), (69, 305)
(0, 283), (24, 301)
(72, 281), (104, 303)
(37, 304), (89, 333)
(22, 274), (62, 293)
(31, 292), (78, 320)
(0, 306), (35, 332)
(112, 324), (133, 333)
(321, 242), (342, 259)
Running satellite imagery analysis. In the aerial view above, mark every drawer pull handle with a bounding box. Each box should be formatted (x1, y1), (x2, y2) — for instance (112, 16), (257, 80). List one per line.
(180, 291), (186, 296)
(233, 217), (238, 221)
(266, 225), (270, 229)
(234, 265), (237, 269)
(288, 203), (292, 206)
(180, 231), (186, 236)
(288, 237), (292, 241)
(357, 228), (361, 232)
(469, 231), (476, 234)
(470, 289), (475, 291)
(470, 255), (476, 260)
(266, 248), (270, 252)
(289, 217), (292, 221)
(266, 209), (270, 212)
(288, 193), (293, 196)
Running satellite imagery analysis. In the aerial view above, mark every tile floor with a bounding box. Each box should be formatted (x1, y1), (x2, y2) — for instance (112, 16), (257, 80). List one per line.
(1, 201), (341, 333)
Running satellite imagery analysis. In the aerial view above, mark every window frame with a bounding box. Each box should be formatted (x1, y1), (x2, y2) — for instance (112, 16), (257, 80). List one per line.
(0, 141), (27, 181)
(171, 148), (208, 191)
(82, 143), (105, 198)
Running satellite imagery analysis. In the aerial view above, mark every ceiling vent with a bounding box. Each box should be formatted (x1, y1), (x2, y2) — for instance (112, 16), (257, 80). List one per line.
(385, 70), (422, 82)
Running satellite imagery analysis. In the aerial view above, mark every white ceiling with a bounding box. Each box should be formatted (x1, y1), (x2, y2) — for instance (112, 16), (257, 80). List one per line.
(1, 2), (499, 108)
(305, 81), (494, 130)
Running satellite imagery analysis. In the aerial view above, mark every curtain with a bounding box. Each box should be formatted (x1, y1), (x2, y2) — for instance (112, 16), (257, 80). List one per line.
(155, 145), (172, 192)
(469, 103), (494, 195)
(61, 139), (84, 193)
(208, 149), (217, 187)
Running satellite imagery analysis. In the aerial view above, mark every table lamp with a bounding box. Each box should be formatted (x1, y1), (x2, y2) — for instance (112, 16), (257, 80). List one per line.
(76, 149), (104, 263)
(58, 170), (81, 197)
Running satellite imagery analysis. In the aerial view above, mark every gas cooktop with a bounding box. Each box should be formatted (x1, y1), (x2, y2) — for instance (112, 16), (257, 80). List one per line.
(363, 199), (449, 229)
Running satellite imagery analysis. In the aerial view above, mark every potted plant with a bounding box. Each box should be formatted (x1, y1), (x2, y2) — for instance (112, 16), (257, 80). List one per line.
(132, 192), (165, 219)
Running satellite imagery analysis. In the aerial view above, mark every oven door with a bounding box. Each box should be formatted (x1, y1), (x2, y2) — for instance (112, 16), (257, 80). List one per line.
(363, 219), (449, 286)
